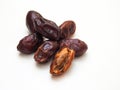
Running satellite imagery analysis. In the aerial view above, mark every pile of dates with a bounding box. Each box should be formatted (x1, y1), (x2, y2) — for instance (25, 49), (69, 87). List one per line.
(17, 10), (88, 76)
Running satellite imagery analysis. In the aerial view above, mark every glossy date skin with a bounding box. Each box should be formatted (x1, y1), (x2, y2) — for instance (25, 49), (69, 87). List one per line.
(34, 40), (59, 63)
(26, 10), (60, 40)
(35, 17), (60, 40)
(50, 47), (75, 76)
(60, 39), (88, 57)
(17, 33), (43, 54)
(59, 20), (76, 39)
(26, 11), (42, 33)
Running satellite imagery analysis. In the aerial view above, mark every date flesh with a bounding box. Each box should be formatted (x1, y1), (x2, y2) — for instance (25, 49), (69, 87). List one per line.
(17, 33), (43, 54)
(50, 47), (75, 76)
(59, 20), (76, 39)
(34, 40), (59, 63)
(60, 39), (88, 57)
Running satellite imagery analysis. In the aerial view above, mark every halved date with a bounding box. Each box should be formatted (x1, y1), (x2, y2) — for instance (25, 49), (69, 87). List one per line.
(60, 39), (88, 57)
(50, 47), (75, 76)
(34, 40), (59, 63)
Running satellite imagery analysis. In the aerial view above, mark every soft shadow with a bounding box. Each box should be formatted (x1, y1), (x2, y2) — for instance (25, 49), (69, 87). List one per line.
(35, 59), (52, 69)
(71, 34), (75, 38)
(18, 52), (34, 58)
(75, 53), (88, 61)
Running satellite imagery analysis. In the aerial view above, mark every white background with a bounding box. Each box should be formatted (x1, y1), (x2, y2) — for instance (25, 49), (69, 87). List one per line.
(0, 0), (120, 90)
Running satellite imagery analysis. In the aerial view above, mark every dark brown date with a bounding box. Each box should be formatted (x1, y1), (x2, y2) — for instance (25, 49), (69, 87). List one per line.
(17, 33), (43, 54)
(60, 39), (88, 57)
(34, 15), (60, 40)
(59, 20), (76, 39)
(34, 40), (59, 63)
(50, 47), (75, 76)
(26, 11), (43, 33)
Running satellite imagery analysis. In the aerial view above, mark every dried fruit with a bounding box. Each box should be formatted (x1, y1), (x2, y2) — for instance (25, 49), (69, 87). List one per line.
(34, 40), (59, 63)
(59, 20), (76, 39)
(17, 10), (88, 77)
(26, 11), (42, 33)
(50, 47), (75, 76)
(26, 10), (61, 40)
(17, 33), (43, 54)
(60, 39), (88, 57)
(34, 14), (60, 40)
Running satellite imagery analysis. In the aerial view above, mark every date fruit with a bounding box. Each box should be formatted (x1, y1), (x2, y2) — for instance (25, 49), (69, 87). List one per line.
(50, 47), (75, 76)
(59, 20), (76, 39)
(17, 33), (43, 54)
(34, 14), (60, 40)
(34, 40), (59, 63)
(60, 39), (88, 57)
(17, 10), (88, 77)
(26, 11), (42, 33)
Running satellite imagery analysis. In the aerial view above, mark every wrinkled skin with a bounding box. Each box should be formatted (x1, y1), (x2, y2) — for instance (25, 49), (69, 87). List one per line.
(26, 11), (42, 33)
(35, 17), (60, 40)
(17, 33), (43, 54)
(60, 39), (88, 57)
(50, 47), (75, 76)
(59, 20), (76, 39)
(34, 40), (59, 63)
(26, 10), (60, 40)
